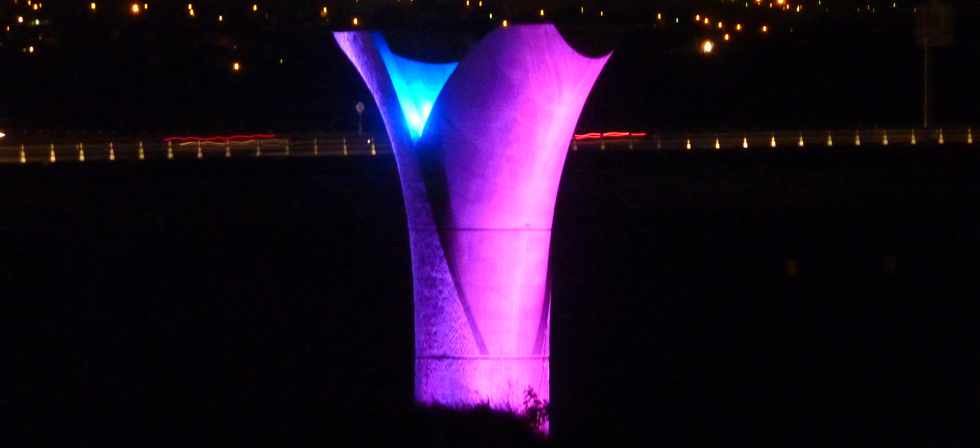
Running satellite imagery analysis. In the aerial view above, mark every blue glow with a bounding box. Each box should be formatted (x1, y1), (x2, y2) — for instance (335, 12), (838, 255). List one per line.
(374, 34), (458, 141)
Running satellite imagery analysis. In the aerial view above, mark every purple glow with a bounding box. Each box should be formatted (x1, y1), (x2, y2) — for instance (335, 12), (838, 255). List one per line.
(335, 25), (610, 431)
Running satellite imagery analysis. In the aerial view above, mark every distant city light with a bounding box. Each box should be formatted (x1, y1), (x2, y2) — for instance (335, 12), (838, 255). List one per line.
(232, 61), (241, 72)
(0, 131), (6, 139)
(218, 15), (223, 22)
(539, 9), (545, 17)
(17, 16), (23, 24)
(762, 25), (769, 33)
(130, 3), (140, 14)
(502, 19), (509, 28)
(252, 3), (259, 13)
(724, 33), (730, 41)
(352, 17), (359, 26)
(701, 39), (714, 54)
(321, 6), (328, 17)
(28, 45), (34, 53)
(90, 2), (96, 12)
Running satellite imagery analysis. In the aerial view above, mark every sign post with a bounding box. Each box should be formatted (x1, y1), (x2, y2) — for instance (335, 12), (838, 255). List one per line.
(355, 101), (365, 135)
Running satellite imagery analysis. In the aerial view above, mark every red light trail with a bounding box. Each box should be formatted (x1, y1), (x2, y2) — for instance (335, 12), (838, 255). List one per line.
(163, 134), (277, 143)
(574, 131), (647, 141)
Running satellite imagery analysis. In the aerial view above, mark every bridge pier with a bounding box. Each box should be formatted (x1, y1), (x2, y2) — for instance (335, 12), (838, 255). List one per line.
(335, 25), (609, 429)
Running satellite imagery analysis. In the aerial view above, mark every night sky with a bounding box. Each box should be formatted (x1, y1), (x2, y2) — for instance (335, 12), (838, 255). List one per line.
(1, 1), (974, 134)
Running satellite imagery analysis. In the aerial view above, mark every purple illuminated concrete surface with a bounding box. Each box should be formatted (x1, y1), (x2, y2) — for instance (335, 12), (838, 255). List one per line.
(334, 25), (610, 426)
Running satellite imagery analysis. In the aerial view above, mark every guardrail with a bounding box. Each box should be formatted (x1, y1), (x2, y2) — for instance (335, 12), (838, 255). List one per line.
(0, 128), (974, 165)
(571, 128), (974, 151)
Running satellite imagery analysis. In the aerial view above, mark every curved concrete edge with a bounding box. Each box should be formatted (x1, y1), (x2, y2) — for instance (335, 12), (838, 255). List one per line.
(334, 26), (611, 430)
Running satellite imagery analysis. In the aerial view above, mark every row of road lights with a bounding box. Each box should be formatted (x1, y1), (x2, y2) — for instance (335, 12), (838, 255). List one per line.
(680, 129), (970, 150)
(575, 128), (971, 151)
(10, 137), (379, 164)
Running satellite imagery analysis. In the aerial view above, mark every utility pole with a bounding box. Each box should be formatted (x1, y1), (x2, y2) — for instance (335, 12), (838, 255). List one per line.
(923, 41), (929, 129)
(915, 0), (953, 129)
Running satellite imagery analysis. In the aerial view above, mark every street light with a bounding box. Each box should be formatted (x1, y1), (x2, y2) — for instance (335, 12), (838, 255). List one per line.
(0, 131), (6, 139)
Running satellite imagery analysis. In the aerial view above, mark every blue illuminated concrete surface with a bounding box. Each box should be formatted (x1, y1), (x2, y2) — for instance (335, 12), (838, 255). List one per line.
(374, 36), (458, 141)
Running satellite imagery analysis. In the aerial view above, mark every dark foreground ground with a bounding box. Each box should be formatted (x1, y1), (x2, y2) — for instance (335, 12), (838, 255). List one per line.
(4, 148), (979, 446)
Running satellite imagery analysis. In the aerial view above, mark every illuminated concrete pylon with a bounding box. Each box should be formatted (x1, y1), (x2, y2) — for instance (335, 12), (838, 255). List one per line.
(770, 134), (777, 148)
(798, 134), (805, 148)
(827, 132), (834, 147)
(714, 137), (721, 150)
(742, 136), (749, 149)
(335, 25), (610, 424)
(855, 130), (862, 147)
(911, 129), (917, 145)
(938, 128), (945, 145)
(882, 130), (889, 146)
(686, 138), (693, 150)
